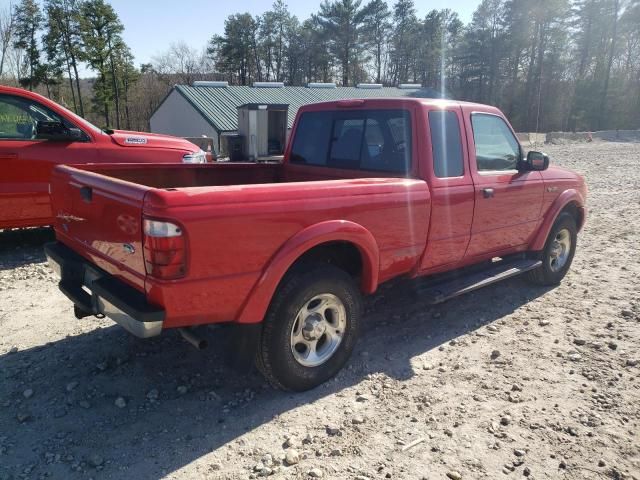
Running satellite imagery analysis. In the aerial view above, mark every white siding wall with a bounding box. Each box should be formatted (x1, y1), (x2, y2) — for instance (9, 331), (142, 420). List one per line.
(150, 90), (219, 147)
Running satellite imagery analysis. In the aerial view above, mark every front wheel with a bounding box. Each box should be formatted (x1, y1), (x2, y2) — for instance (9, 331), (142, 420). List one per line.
(527, 212), (578, 286)
(256, 265), (362, 391)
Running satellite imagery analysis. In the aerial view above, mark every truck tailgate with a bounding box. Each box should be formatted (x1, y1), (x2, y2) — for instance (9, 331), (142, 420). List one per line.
(51, 165), (150, 289)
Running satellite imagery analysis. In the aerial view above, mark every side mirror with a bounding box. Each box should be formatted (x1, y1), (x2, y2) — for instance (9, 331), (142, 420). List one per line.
(35, 121), (82, 141)
(520, 150), (549, 171)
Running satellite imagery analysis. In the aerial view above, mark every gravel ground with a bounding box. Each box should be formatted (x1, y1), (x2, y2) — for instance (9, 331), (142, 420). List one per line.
(0, 141), (639, 480)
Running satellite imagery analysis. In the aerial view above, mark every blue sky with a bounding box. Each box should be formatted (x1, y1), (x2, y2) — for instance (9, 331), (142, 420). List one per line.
(108, 0), (481, 67)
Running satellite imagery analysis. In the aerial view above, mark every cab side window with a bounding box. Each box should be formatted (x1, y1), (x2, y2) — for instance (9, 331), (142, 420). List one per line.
(471, 114), (521, 171)
(0, 94), (65, 141)
(0, 96), (36, 140)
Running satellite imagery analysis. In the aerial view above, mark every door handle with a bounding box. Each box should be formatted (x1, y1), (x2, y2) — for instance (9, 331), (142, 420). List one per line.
(483, 188), (495, 198)
(0, 153), (18, 160)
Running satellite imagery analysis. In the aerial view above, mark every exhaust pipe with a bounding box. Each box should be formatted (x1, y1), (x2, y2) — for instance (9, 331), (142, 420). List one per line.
(178, 328), (208, 350)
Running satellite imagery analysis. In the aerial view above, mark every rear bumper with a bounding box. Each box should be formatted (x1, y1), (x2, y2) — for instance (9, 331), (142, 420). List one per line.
(45, 242), (165, 338)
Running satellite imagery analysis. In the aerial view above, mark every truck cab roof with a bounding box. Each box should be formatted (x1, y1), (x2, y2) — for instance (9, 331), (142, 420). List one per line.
(301, 96), (501, 113)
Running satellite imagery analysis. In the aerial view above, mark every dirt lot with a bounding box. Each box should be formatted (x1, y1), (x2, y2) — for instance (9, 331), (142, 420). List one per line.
(1, 142), (639, 480)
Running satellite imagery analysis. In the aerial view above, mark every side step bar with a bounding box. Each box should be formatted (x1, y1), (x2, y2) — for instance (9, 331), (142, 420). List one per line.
(417, 258), (542, 305)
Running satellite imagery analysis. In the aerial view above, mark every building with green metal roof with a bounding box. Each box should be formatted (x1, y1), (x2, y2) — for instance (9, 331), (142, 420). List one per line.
(150, 82), (443, 153)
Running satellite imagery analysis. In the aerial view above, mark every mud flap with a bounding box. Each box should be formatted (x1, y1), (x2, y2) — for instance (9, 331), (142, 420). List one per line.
(225, 323), (262, 373)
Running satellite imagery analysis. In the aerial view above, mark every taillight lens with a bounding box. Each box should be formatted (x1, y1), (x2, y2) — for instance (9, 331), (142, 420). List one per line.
(143, 219), (187, 280)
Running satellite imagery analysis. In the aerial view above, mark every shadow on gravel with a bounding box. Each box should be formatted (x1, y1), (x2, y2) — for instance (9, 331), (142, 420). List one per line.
(0, 275), (553, 479)
(0, 228), (54, 270)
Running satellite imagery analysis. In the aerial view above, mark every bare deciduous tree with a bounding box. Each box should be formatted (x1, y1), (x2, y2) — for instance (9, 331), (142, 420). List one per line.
(0, 1), (16, 78)
(152, 42), (211, 86)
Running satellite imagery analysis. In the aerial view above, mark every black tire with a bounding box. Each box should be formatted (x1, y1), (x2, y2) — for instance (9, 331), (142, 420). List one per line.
(527, 212), (578, 286)
(256, 265), (362, 391)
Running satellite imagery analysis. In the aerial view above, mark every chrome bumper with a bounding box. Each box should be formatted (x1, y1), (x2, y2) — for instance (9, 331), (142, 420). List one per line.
(45, 242), (164, 338)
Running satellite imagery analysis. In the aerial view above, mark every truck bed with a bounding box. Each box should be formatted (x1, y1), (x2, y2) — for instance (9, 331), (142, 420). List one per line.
(71, 161), (394, 189)
(71, 162), (282, 188)
(50, 162), (431, 329)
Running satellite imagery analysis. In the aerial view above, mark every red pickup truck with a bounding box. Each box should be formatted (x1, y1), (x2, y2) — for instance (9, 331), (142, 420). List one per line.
(45, 98), (587, 391)
(0, 85), (207, 229)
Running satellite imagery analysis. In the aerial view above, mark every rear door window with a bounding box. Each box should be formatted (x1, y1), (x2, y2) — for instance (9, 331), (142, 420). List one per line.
(429, 110), (464, 178)
(290, 109), (412, 174)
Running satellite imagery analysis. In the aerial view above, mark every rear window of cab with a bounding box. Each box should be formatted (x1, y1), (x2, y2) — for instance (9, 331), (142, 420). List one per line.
(290, 109), (412, 174)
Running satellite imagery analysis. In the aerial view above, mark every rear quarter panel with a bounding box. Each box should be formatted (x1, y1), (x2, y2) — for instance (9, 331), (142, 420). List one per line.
(143, 178), (431, 328)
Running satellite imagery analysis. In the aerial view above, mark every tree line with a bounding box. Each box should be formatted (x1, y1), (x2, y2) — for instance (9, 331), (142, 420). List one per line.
(1, 0), (137, 129)
(1, 0), (639, 133)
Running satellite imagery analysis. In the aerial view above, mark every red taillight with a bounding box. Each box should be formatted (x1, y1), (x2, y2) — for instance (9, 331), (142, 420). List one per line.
(143, 219), (187, 280)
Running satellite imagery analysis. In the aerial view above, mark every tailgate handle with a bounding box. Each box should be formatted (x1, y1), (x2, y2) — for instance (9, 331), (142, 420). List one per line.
(79, 186), (93, 203)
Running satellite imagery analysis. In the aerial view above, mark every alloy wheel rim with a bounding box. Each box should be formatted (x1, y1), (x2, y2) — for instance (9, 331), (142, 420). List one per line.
(549, 228), (571, 272)
(290, 293), (347, 367)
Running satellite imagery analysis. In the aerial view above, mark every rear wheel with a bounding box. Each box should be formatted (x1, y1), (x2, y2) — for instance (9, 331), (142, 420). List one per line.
(527, 212), (577, 286)
(256, 265), (362, 391)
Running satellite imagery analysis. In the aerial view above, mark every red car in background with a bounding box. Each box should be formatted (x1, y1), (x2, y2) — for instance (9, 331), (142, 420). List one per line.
(0, 85), (206, 229)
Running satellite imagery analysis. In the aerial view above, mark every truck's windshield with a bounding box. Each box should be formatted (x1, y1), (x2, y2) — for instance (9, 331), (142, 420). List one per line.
(290, 109), (412, 174)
